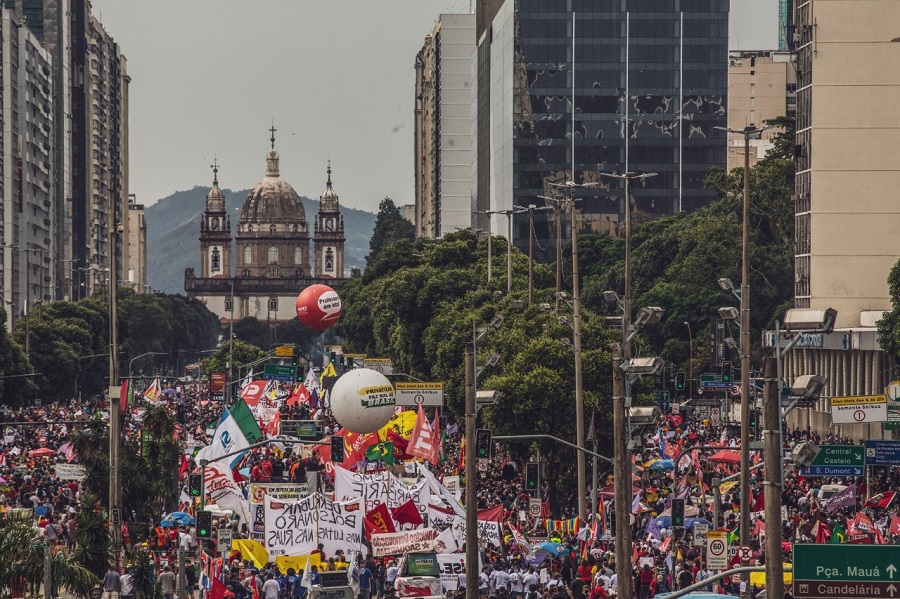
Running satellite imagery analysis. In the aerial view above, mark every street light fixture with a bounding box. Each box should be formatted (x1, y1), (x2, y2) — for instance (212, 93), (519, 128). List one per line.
(788, 374), (827, 403)
(782, 308), (837, 333)
(634, 306), (665, 327)
(718, 306), (739, 321)
(538, 303), (553, 313)
(621, 356), (664, 376)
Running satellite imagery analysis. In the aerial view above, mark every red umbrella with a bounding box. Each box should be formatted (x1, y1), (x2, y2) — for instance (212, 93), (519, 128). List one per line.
(708, 449), (741, 464)
(28, 448), (56, 458)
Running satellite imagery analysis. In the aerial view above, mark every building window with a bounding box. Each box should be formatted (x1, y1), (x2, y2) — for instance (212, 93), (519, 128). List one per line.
(294, 246), (303, 265)
(268, 246), (278, 264)
(268, 297), (278, 311)
(325, 248), (334, 273)
(225, 297), (233, 312)
(211, 248), (220, 272)
(241, 269), (251, 277)
(270, 224), (277, 234)
(243, 245), (252, 264)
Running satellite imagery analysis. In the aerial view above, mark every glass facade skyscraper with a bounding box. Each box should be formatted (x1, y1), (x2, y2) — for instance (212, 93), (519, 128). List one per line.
(472, 0), (729, 255)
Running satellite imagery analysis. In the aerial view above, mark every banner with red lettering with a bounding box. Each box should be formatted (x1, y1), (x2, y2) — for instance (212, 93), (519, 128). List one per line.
(371, 528), (437, 557)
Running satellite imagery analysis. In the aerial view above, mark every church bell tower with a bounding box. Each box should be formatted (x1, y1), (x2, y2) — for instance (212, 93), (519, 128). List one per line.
(313, 162), (345, 278)
(199, 161), (232, 277)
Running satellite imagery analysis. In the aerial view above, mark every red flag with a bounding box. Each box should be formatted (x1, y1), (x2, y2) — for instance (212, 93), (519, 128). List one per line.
(386, 429), (414, 460)
(209, 576), (226, 599)
(366, 503), (396, 534)
(340, 429), (381, 467)
(407, 405), (440, 465)
(865, 491), (896, 510)
(119, 379), (129, 412)
(477, 504), (503, 522)
(815, 521), (829, 544)
(241, 380), (268, 406)
(179, 454), (190, 478)
(890, 515), (900, 536)
(752, 489), (765, 512)
(265, 410), (281, 436)
(391, 500), (423, 527)
(286, 384), (310, 406)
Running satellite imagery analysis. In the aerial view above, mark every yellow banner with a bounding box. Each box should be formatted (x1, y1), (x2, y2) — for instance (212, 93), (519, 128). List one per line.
(831, 395), (886, 406)
(378, 409), (417, 440)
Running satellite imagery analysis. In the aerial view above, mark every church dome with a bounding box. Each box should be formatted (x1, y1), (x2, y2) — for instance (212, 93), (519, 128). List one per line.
(240, 148), (306, 224)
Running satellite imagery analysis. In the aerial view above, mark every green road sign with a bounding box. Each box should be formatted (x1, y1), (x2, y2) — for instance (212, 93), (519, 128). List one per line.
(794, 544), (900, 599)
(887, 404), (900, 431)
(263, 364), (295, 381)
(654, 390), (670, 404)
(797, 445), (865, 476)
(700, 373), (722, 383)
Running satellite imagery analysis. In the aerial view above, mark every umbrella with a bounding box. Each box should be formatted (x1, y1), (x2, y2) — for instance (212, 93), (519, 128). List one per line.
(533, 542), (569, 557)
(161, 511), (195, 527)
(162, 388), (178, 395)
(239, 467), (251, 478)
(650, 459), (675, 471)
(685, 517), (712, 528)
(709, 450), (741, 464)
(28, 448), (56, 458)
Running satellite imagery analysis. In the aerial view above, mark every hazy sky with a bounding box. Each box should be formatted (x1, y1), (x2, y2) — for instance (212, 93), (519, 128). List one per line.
(92, 0), (778, 213)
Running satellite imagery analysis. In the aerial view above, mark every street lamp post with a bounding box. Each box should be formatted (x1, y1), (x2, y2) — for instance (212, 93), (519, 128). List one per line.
(684, 321), (693, 399)
(715, 125), (769, 564)
(107, 211), (123, 570)
(463, 341), (477, 599)
(600, 171), (656, 599)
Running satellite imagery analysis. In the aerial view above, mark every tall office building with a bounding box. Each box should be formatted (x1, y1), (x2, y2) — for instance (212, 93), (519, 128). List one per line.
(70, 3), (128, 298)
(0, 9), (55, 329)
(726, 50), (795, 169)
(776, 0), (900, 439)
(472, 0), (728, 255)
(414, 14), (476, 239)
(3, 0), (129, 303)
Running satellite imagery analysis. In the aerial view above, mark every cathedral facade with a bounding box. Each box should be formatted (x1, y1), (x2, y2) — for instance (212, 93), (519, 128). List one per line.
(184, 134), (346, 324)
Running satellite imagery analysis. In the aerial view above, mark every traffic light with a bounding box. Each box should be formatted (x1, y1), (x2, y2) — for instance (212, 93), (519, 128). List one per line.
(722, 361), (733, 383)
(188, 473), (203, 497)
(329, 351), (337, 364)
(347, 357), (355, 368)
(671, 498), (685, 527)
(196, 511), (212, 538)
(525, 462), (540, 492)
(331, 435), (345, 463)
(291, 349), (300, 379)
(675, 371), (686, 391)
(338, 354), (345, 368)
(475, 428), (492, 459)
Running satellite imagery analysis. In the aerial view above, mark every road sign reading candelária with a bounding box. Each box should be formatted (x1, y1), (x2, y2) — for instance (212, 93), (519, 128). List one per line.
(706, 531), (728, 570)
(394, 382), (444, 407)
(793, 543), (900, 599)
(831, 395), (887, 424)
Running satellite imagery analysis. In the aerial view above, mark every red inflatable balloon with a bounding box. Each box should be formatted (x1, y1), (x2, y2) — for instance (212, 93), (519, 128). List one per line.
(296, 284), (342, 330)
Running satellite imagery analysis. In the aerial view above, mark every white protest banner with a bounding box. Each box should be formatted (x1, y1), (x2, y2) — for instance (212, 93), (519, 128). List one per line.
(317, 496), (365, 557)
(54, 463), (86, 481)
(442, 476), (460, 500)
(371, 528), (437, 557)
(265, 494), (365, 557)
(436, 554), (468, 591)
(334, 467), (430, 525)
(433, 527), (460, 554)
(428, 506), (456, 530)
(249, 483), (315, 542)
(265, 494), (318, 556)
(334, 467), (393, 511)
(435, 514), (501, 548)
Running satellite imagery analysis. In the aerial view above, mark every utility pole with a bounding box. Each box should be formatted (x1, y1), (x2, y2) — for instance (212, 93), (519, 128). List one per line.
(611, 343), (632, 599)
(570, 199), (586, 522)
(513, 204), (551, 307)
(228, 279), (234, 404)
(589, 411), (598, 522)
(739, 127), (752, 579)
(464, 342), (477, 599)
(762, 356), (784, 598)
(108, 199), (122, 571)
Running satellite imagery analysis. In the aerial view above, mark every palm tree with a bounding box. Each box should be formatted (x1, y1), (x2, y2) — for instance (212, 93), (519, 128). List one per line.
(72, 493), (111, 580)
(0, 511), (98, 598)
(125, 548), (160, 599)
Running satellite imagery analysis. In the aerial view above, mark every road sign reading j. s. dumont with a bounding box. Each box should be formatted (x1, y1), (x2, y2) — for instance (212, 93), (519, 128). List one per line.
(794, 544), (900, 599)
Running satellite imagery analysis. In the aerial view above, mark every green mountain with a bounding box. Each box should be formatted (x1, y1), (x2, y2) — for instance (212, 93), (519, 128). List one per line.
(144, 186), (376, 293)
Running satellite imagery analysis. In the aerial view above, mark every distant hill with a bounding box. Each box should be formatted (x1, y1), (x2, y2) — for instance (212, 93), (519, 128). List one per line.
(145, 186), (376, 293)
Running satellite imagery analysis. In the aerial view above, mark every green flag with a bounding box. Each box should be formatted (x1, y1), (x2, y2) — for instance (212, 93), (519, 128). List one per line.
(727, 526), (739, 546)
(230, 398), (263, 444)
(365, 442), (395, 465)
(831, 521), (845, 544)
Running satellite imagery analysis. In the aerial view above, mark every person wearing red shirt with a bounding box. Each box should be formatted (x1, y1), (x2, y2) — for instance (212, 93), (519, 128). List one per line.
(577, 560), (593, 583)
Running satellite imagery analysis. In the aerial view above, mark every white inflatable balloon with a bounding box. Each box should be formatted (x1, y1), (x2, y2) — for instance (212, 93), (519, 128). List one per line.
(330, 368), (396, 434)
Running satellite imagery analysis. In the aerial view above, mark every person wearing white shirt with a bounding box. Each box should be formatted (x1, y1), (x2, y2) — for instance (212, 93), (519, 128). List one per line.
(609, 572), (618, 592)
(522, 568), (539, 593)
(490, 568), (510, 594)
(508, 570), (523, 597)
